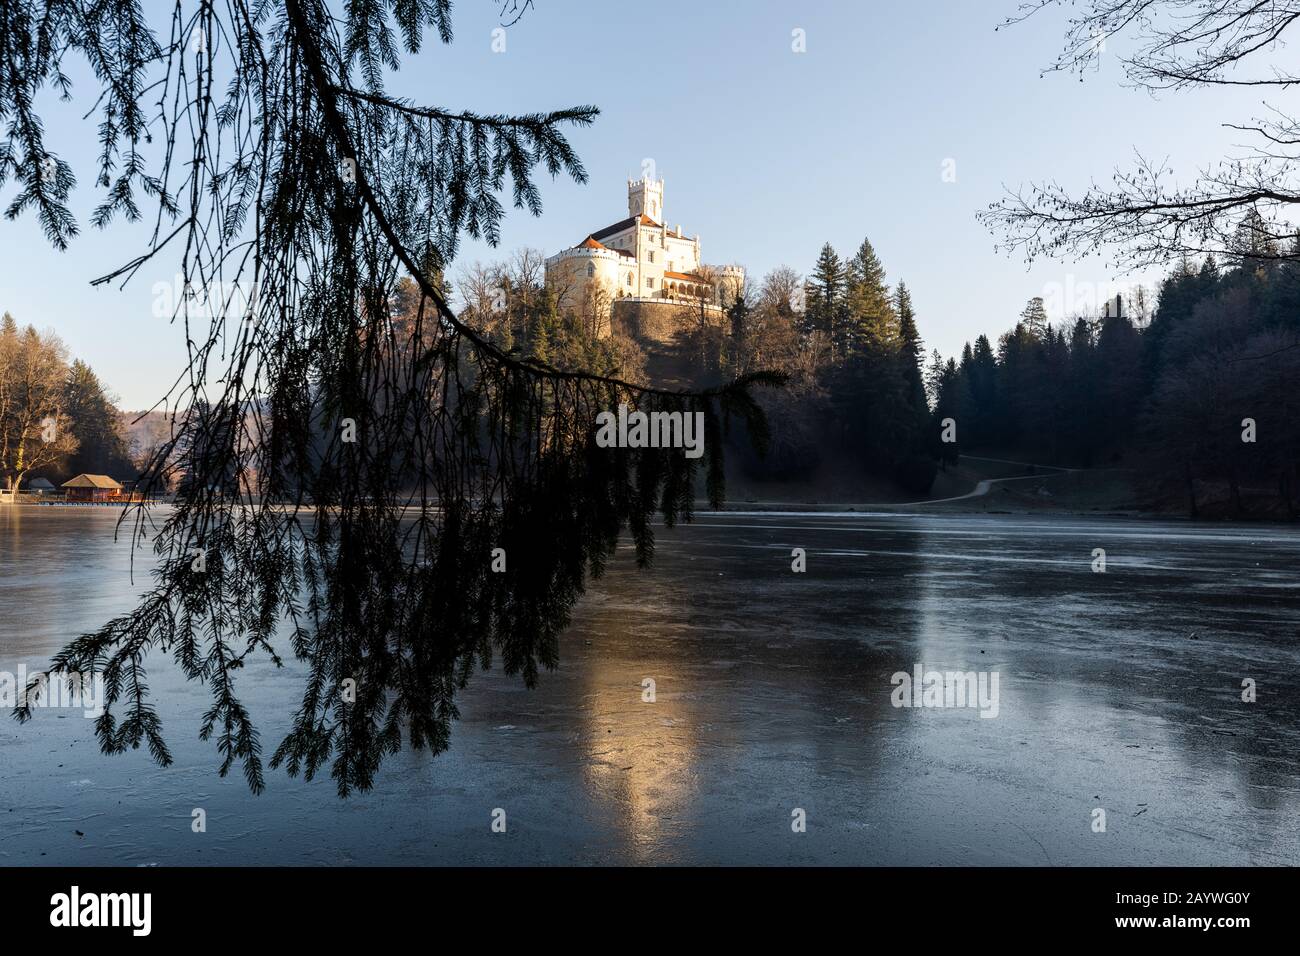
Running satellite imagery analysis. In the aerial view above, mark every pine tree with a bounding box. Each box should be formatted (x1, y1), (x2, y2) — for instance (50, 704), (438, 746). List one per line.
(2, 0), (783, 794)
(895, 282), (927, 416)
(804, 243), (846, 361)
(1065, 318), (1099, 464)
(924, 349), (945, 410)
(726, 294), (753, 376)
(1232, 209), (1281, 280)
(1266, 236), (1300, 331)
(930, 357), (962, 468)
(1020, 296), (1050, 341)
(828, 237), (926, 482)
(1095, 301), (1143, 450)
(1198, 254), (1222, 297)
(967, 335), (999, 447)
(844, 237), (896, 358)
(60, 360), (135, 481)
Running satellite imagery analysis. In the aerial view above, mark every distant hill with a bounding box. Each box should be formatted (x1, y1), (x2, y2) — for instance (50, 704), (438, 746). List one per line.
(118, 409), (179, 471)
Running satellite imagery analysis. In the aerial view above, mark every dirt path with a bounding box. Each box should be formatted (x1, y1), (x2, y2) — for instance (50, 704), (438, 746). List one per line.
(715, 456), (1079, 511)
(915, 456), (1076, 506)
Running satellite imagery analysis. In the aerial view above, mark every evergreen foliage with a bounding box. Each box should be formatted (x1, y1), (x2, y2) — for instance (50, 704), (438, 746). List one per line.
(931, 237), (1300, 515)
(2, 0), (782, 794)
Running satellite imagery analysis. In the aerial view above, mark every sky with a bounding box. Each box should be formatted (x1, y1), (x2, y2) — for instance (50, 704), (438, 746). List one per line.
(0, 0), (1269, 409)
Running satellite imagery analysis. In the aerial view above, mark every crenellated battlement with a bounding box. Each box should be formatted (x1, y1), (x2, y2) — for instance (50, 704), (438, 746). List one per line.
(546, 246), (625, 263)
(627, 176), (664, 221)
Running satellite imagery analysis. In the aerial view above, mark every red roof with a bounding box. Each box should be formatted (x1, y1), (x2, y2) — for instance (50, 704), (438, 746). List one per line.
(62, 474), (123, 489)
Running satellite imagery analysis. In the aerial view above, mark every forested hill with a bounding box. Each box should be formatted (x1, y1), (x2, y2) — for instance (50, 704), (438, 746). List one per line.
(8, 222), (1298, 519)
(928, 233), (1300, 518)
(455, 225), (1300, 519)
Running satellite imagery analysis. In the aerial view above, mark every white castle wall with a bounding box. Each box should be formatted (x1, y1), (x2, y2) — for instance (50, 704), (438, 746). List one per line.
(544, 177), (744, 335)
(545, 246), (631, 325)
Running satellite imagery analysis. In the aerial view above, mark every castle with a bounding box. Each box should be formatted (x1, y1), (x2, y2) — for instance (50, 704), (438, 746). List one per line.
(544, 177), (744, 336)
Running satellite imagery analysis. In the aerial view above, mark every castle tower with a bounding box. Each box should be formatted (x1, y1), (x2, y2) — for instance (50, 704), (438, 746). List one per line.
(628, 177), (664, 222)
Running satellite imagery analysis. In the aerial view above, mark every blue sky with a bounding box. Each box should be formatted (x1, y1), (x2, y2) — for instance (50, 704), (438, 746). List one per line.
(0, 0), (1266, 408)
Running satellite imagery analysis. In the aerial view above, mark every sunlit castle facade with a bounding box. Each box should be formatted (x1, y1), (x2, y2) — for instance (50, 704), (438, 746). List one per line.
(545, 177), (744, 336)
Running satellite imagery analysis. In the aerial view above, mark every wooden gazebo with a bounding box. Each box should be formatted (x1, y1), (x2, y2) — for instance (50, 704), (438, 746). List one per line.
(62, 474), (124, 502)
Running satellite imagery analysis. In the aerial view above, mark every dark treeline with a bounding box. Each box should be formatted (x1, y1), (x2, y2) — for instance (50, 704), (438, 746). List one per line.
(16, 218), (1299, 520)
(455, 237), (938, 495)
(929, 219), (1300, 517)
(457, 215), (1300, 518)
(727, 240), (934, 491)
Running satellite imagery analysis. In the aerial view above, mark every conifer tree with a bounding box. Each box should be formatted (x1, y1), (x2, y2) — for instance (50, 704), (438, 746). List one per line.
(2, 0), (782, 794)
(804, 243), (846, 361)
(1020, 297), (1051, 341)
(924, 349), (945, 410)
(830, 237), (926, 483)
(895, 283), (928, 416)
(60, 360), (135, 480)
(726, 293), (753, 376)
(844, 237), (897, 358)
(930, 357), (962, 468)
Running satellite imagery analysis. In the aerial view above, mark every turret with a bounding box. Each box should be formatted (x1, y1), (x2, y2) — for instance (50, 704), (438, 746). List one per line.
(628, 177), (664, 222)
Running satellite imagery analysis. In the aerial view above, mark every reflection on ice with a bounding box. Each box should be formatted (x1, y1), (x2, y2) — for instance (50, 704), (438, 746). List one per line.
(1, 507), (1297, 864)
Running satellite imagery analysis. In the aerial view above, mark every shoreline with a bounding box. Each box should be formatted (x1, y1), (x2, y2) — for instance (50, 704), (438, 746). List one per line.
(702, 502), (1300, 525)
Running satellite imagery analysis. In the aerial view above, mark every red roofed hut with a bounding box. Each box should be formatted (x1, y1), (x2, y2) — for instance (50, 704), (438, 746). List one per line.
(62, 474), (124, 503)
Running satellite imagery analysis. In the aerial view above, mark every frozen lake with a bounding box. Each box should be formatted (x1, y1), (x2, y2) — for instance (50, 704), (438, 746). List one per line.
(1, 505), (1297, 865)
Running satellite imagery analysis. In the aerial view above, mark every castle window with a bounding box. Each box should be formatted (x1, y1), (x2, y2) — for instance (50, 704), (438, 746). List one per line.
(626, 273), (632, 286)
(648, 251), (655, 263)
(647, 277), (655, 289)
(586, 263), (595, 277)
